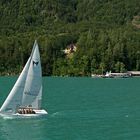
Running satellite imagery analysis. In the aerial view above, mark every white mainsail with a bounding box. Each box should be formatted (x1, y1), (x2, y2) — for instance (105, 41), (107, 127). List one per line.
(0, 40), (42, 114)
(22, 41), (42, 109)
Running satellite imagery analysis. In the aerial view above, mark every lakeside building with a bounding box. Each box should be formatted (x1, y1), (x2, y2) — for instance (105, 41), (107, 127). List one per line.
(128, 71), (140, 76)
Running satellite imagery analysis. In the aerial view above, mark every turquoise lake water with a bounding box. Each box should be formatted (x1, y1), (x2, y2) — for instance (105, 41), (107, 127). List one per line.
(0, 77), (140, 140)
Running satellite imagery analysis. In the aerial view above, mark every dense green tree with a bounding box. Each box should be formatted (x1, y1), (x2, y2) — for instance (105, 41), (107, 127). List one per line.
(1, 0), (140, 76)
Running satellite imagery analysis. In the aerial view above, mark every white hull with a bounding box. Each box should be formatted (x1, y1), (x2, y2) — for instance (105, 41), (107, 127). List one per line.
(0, 109), (48, 118)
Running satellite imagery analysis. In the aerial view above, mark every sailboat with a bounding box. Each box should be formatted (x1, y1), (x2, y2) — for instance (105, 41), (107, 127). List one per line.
(0, 40), (48, 117)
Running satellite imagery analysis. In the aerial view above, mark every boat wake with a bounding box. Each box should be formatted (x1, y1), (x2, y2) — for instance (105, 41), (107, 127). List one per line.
(0, 113), (48, 120)
(51, 112), (62, 117)
(2, 116), (14, 120)
(50, 110), (93, 119)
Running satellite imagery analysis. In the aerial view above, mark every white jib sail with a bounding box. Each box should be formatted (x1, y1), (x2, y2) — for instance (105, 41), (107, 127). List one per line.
(22, 41), (42, 109)
(0, 57), (31, 113)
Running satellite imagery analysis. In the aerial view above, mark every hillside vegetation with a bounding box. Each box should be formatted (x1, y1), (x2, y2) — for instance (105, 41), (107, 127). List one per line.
(0, 0), (140, 76)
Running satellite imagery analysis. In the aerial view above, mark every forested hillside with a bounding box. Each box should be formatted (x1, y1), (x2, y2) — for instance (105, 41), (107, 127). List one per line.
(0, 0), (140, 76)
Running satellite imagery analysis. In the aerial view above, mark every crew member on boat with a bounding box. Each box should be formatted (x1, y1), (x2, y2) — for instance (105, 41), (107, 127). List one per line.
(17, 107), (35, 114)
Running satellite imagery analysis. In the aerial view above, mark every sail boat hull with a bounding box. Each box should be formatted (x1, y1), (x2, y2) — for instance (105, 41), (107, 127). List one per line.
(0, 109), (48, 118)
